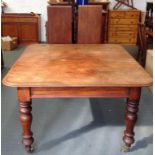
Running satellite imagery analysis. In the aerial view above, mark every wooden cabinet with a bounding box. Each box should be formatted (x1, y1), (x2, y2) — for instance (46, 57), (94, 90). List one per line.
(1, 13), (41, 44)
(108, 10), (140, 44)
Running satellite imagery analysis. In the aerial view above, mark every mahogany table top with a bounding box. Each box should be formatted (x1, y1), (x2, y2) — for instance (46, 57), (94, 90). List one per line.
(3, 44), (152, 87)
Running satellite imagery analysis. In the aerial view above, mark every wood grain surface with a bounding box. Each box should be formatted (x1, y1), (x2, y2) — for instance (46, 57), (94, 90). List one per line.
(47, 6), (72, 43)
(3, 44), (152, 87)
(77, 5), (103, 43)
(31, 87), (129, 98)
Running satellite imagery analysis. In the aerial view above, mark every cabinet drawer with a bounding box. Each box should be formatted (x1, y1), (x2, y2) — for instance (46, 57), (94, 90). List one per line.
(109, 11), (125, 18)
(109, 11), (140, 19)
(125, 11), (140, 18)
(108, 31), (137, 38)
(109, 18), (138, 25)
(108, 37), (137, 44)
(109, 25), (138, 31)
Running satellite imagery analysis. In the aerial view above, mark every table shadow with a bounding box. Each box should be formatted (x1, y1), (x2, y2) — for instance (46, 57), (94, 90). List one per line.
(37, 120), (103, 152)
(130, 134), (153, 152)
(37, 97), (152, 153)
(89, 96), (153, 126)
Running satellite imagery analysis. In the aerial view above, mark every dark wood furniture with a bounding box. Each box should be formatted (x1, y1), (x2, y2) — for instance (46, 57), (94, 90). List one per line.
(3, 44), (152, 153)
(145, 2), (153, 47)
(77, 5), (103, 43)
(145, 2), (153, 30)
(46, 3), (109, 43)
(137, 23), (148, 67)
(88, 2), (109, 42)
(1, 13), (41, 45)
(108, 10), (140, 44)
(46, 6), (72, 43)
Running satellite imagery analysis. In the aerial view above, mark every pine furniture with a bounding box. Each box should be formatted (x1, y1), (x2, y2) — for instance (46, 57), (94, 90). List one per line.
(108, 10), (140, 44)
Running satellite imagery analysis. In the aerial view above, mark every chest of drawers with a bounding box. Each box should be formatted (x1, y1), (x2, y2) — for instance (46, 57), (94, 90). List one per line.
(108, 10), (140, 44)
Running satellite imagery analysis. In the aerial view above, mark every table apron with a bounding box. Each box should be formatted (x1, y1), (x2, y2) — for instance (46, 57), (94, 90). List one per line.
(30, 87), (130, 98)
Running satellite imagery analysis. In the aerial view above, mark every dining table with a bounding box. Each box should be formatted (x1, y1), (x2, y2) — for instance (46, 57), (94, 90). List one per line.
(2, 44), (152, 153)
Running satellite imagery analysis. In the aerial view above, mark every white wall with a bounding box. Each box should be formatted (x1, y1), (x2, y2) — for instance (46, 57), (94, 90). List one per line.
(4, 0), (48, 42)
(4, 0), (151, 42)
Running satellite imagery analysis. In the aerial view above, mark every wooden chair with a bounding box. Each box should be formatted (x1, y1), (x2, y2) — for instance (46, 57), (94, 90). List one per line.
(137, 23), (148, 67)
(47, 5), (72, 44)
(77, 5), (103, 44)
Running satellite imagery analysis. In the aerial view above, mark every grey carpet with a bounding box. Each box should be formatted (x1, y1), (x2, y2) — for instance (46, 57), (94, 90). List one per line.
(1, 45), (153, 155)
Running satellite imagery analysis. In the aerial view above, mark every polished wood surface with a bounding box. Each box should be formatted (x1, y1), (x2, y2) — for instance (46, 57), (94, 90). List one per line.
(31, 87), (129, 98)
(77, 5), (103, 43)
(3, 44), (152, 87)
(2, 44), (152, 152)
(17, 87), (34, 152)
(1, 13), (40, 44)
(47, 6), (72, 43)
(122, 87), (141, 152)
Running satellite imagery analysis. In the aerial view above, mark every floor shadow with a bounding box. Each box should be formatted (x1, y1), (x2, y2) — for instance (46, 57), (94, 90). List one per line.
(38, 121), (103, 152)
(89, 93), (153, 126)
(130, 134), (153, 152)
(89, 98), (126, 126)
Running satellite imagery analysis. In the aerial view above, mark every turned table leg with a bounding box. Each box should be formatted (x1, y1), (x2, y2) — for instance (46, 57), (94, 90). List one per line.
(17, 88), (34, 152)
(122, 87), (141, 152)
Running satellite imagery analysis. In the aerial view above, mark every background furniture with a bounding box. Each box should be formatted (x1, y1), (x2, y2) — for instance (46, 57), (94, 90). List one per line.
(145, 2), (153, 47)
(108, 10), (140, 44)
(1, 13), (40, 44)
(88, 2), (109, 42)
(137, 23), (148, 67)
(77, 5), (103, 43)
(46, 3), (109, 43)
(46, 5), (72, 43)
(145, 2), (153, 30)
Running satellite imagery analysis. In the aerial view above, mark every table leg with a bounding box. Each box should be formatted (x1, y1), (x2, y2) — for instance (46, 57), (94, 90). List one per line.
(122, 87), (141, 152)
(17, 88), (34, 152)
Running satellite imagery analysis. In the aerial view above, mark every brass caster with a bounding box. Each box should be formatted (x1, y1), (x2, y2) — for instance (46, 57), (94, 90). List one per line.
(25, 144), (35, 153)
(121, 145), (130, 152)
